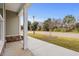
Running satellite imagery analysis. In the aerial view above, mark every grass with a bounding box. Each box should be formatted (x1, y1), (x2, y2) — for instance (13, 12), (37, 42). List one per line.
(28, 33), (79, 52)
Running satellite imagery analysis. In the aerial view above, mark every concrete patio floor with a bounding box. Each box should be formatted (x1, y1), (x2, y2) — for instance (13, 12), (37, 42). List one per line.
(3, 40), (33, 56)
(2, 36), (79, 56)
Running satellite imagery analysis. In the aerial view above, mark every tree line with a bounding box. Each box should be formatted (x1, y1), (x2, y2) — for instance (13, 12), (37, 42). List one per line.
(27, 15), (79, 32)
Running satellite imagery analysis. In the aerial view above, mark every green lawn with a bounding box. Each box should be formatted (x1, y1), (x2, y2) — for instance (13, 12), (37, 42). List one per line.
(28, 33), (79, 52)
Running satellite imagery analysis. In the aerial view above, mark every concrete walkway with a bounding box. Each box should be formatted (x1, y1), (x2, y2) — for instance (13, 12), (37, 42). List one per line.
(28, 36), (79, 56)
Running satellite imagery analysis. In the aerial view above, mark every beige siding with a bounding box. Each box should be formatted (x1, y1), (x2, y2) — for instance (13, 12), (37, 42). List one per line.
(6, 10), (19, 36)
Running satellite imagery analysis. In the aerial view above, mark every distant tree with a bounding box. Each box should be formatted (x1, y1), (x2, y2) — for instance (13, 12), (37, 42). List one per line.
(63, 15), (76, 32)
(76, 22), (79, 32)
(37, 25), (42, 31)
(31, 21), (38, 34)
(63, 15), (76, 24)
(43, 18), (51, 31)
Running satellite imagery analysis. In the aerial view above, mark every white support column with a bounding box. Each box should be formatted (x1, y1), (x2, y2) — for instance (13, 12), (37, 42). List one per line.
(0, 3), (5, 41)
(0, 15), (3, 41)
(23, 7), (28, 49)
(2, 3), (5, 41)
(1, 18), (4, 41)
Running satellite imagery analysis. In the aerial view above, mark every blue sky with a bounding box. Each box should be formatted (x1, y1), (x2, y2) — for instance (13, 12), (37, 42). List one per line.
(28, 3), (79, 22)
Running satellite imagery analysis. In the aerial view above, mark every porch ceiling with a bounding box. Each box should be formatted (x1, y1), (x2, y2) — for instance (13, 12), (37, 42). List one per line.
(0, 3), (31, 13)
(5, 3), (24, 12)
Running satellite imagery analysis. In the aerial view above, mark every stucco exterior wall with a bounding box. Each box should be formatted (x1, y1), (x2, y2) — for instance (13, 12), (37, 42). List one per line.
(6, 10), (19, 36)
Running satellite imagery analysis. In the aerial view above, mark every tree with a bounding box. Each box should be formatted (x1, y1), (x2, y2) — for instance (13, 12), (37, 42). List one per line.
(37, 25), (42, 31)
(43, 18), (51, 31)
(63, 15), (76, 24)
(63, 15), (76, 32)
(76, 22), (79, 32)
(31, 21), (38, 34)
(28, 21), (31, 30)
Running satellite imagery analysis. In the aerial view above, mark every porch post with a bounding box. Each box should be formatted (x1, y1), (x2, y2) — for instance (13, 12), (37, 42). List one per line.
(2, 3), (5, 41)
(23, 6), (28, 49)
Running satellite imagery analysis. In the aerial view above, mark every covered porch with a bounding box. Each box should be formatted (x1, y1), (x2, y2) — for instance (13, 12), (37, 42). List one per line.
(0, 3), (32, 55)
(1, 3), (79, 56)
